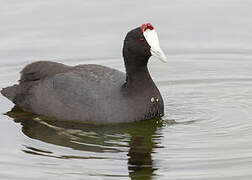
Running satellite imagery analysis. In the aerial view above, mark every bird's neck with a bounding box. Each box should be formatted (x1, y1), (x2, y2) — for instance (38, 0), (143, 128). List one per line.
(123, 55), (154, 90)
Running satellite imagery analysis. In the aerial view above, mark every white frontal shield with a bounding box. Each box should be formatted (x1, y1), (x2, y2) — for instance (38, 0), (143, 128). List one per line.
(143, 29), (167, 62)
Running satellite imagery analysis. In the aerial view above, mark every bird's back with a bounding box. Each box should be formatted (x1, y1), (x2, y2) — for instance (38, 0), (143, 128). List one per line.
(1, 61), (129, 123)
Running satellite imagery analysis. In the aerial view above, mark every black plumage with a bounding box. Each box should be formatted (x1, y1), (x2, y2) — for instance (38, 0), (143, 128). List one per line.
(1, 25), (164, 123)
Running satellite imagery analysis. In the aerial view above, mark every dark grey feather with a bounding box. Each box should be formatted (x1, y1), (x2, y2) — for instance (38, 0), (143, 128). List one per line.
(1, 26), (164, 123)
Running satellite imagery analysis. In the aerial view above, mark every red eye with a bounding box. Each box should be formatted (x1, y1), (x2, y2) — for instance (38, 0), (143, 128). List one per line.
(139, 38), (145, 43)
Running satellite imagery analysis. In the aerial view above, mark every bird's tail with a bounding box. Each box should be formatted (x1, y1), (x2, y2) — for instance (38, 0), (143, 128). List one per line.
(1, 85), (19, 102)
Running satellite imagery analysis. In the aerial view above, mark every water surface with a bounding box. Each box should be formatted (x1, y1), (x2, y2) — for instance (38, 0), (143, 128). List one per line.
(1, 1), (252, 179)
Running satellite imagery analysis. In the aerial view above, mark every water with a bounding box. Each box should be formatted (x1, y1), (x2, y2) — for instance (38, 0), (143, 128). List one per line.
(1, 1), (252, 179)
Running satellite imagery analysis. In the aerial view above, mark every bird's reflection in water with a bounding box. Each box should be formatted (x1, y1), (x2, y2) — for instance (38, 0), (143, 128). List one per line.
(128, 136), (158, 180)
(6, 106), (165, 179)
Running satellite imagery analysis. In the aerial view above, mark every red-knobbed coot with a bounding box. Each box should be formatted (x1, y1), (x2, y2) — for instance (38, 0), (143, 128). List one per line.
(1, 23), (167, 123)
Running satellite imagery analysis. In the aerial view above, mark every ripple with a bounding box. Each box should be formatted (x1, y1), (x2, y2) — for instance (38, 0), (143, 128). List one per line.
(158, 77), (252, 86)
(154, 76), (252, 179)
(1, 54), (252, 179)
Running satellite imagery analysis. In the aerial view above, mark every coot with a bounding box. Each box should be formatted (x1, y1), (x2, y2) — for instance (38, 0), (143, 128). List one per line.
(1, 23), (167, 123)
